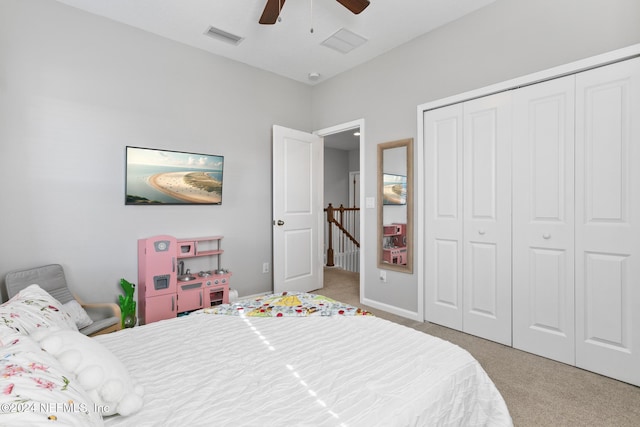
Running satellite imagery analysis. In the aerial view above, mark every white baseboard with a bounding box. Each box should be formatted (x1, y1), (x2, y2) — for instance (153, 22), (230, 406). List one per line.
(361, 297), (422, 321)
(240, 291), (271, 300)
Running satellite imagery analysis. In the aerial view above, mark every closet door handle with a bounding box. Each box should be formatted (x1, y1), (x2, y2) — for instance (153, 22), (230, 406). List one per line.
(478, 229), (486, 235)
(543, 233), (551, 240)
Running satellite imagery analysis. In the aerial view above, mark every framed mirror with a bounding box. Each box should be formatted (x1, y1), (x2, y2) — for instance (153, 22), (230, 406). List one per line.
(377, 138), (413, 273)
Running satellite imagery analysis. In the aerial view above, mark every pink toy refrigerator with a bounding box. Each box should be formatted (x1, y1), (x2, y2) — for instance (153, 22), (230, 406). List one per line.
(138, 235), (178, 325)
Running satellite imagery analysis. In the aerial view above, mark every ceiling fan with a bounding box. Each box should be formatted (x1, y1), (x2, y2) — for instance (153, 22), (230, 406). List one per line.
(259, 0), (370, 25)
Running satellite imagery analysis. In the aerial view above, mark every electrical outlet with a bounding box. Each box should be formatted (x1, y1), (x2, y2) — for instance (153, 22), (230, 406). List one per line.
(379, 270), (386, 282)
(262, 262), (270, 273)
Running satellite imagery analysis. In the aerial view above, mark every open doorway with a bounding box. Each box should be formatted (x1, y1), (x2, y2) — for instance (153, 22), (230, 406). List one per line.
(317, 121), (363, 298)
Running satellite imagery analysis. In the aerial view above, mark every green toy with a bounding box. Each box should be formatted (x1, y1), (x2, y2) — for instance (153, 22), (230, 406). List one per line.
(119, 279), (137, 328)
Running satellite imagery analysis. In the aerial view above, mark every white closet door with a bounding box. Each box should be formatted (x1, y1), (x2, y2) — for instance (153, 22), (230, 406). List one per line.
(423, 104), (464, 330)
(575, 57), (640, 386)
(462, 92), (512, 346)
(512, 76), (576, 364)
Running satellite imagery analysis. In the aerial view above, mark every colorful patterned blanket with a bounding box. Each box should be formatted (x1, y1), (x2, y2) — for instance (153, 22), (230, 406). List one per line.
(197, 292), (372, 317)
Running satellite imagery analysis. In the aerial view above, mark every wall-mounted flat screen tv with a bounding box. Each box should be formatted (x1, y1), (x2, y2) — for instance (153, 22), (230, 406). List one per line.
(125, 146), (224, 205)
(382, 173), (407, 205)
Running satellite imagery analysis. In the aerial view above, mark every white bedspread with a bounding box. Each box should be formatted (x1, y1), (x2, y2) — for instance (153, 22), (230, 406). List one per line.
(96, 314), (512, 426)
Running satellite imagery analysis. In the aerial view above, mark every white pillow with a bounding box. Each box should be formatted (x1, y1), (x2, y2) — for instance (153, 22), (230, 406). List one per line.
(0, 284), (78, 337)
(33, 328), (144, 417)
(64, 300), (94, 329)
(0, 332), (104, 426)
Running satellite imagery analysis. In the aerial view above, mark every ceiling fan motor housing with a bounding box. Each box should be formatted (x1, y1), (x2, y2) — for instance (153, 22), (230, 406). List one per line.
(259, 0), (370, 25)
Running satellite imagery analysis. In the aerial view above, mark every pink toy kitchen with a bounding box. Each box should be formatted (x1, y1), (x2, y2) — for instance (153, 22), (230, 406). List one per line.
(137, 235), (231, 325)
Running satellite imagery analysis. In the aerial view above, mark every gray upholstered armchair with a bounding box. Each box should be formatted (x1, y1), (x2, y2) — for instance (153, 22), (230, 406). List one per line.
(4, 264), (121, 336)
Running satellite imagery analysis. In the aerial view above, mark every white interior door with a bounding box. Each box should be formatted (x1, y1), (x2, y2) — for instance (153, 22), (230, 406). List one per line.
(512, 75), (576, 364)
(575, 57), (640, 386)
(423, 103), (464, 330)
(462, 92), (512, 346)
(272, 125), (324, 294)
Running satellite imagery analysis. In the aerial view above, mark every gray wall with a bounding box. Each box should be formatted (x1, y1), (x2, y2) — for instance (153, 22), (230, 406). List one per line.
(323, 148), (350, 209)
(311, 0), (640, 315)
(0, 0), (312, 303)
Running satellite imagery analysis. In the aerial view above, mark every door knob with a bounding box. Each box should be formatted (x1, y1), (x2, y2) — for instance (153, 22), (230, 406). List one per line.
(478, 229), (486, 235)
(543, 233), (551, 239)
(275, 220), (285, 226)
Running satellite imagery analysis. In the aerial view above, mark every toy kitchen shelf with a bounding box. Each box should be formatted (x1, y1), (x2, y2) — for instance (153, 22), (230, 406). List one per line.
(138, 235), (231, 325)
(177, 236), (224, 259)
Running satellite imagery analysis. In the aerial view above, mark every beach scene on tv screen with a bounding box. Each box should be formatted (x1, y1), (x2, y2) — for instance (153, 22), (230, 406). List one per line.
(126, 147), (223, 205)
(383, 174), (406, 205)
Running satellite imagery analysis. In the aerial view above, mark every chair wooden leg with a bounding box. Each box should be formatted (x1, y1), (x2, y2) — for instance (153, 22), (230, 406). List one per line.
(89, 324), (121, 337)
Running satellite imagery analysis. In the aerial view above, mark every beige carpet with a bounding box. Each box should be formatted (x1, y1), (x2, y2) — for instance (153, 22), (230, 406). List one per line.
(317, 267), (640, 427)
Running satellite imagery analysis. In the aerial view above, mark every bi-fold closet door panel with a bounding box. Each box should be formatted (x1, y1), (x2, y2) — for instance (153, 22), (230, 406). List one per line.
(574, 57), (640, 386)
(512, 76), (576, 365)
(424, 93), (512, 346)
(423, 104), (464, 331)
(463, 93), (512, 346)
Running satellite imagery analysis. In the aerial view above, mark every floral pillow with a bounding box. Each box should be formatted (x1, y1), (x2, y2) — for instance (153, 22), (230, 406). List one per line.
(0, 284), (78, 337)
(0, 332), (104, 426)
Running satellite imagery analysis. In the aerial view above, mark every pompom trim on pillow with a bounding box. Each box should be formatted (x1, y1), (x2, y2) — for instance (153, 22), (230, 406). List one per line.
(34, 328), (144, 417)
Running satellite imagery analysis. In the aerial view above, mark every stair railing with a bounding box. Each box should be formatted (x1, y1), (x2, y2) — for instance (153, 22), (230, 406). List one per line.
(324, 203), (360, 271)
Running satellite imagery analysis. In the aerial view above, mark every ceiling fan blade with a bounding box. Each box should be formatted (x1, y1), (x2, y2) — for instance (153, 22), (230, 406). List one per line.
(336, 0), (370, 15)
(259, 0), (286, 24)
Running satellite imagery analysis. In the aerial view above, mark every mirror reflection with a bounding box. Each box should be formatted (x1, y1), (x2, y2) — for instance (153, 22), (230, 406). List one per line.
(377, 138), (413, 273)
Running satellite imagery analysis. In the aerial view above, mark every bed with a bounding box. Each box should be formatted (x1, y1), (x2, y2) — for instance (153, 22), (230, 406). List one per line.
(0, 287), (512, 426)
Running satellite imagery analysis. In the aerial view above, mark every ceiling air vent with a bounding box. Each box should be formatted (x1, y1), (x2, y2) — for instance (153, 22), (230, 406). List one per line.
(321, 28), (367, 54)
(204, 26), (244, 45)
